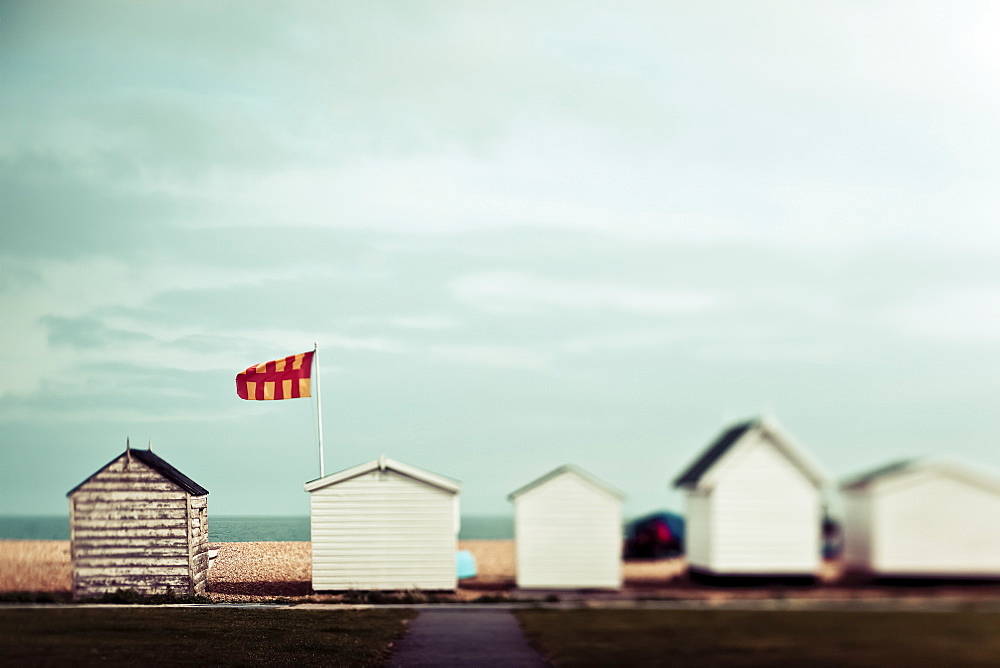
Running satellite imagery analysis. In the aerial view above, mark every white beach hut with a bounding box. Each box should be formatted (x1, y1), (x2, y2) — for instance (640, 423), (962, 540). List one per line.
(304, 455), (460, 591)
(673, 417), (828, 577)
(841, 457), (1000, 578)
(509, 464), (624, 589)
(67, 445), (209, 600)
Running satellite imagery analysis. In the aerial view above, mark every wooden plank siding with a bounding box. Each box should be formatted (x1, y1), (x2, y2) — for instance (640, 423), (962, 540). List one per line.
(187, 495), (209, 594)
(69, 452), (209, 599)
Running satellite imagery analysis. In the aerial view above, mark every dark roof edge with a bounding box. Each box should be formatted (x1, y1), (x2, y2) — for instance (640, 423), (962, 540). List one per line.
(840, 458), (915, 490)
(67, 449), (208, 497)
(672, 418), (759, 488)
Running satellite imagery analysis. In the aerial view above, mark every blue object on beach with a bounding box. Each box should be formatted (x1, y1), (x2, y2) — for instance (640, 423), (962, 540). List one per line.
(456, 550), (478, 579)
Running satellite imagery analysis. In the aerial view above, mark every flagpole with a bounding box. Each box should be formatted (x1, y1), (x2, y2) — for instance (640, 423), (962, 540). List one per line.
(314, 342), (325, 478)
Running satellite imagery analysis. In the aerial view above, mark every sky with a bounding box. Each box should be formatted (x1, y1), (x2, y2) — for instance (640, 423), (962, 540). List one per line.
(3, 0), (1000, 519)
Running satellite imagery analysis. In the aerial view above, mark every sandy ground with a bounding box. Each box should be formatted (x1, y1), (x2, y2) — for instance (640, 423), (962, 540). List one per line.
(4, 540), (1000, 603)
(0, 540), (72, 593)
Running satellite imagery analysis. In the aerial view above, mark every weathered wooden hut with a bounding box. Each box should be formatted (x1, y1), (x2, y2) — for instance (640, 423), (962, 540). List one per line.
(509, 464), (624, 589)
(305, 455), (460, 591)
(67, 446), (209, 600)
(841, 457), (1000, 578)
(673, 416), (828, 577)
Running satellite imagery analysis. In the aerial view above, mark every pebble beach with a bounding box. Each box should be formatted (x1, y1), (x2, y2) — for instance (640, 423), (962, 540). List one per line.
(7, 539), (1000, 604)
(2, 539), (686, 601)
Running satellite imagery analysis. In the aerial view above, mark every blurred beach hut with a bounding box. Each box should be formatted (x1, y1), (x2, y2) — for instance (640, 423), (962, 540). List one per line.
(67, 444), (209, 600)
(841, 457), (1000, 578)
(509, 464), (624, 589)
(305, 455), (460, 591)
(673, 416), (828, 577)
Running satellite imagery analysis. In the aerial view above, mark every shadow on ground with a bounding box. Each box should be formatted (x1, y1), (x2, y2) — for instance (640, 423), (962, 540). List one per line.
(208, 581), (312, 597)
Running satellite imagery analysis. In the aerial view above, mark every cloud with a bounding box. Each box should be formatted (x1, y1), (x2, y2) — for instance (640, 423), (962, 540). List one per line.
(5, 1), (1000, 516)
(42, 315), (154, 349)
(6, 0), (1000, 264)
(560, 327), (679, 355)
(387, 314), (461, 330)
(885, 286), (1000, 343)
(0, 254), (399, 400)
(451, 272), (717, 315)
(430, 344), (550, 371)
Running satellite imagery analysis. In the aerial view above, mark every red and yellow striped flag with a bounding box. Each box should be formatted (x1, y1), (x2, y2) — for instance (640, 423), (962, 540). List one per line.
(236, 351), (314, 400)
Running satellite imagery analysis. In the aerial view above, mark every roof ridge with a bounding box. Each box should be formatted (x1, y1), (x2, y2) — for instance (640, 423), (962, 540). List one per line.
(673, 416), (827, 489)
(508, 463), (625, 501)
(67, 449), (208, 497)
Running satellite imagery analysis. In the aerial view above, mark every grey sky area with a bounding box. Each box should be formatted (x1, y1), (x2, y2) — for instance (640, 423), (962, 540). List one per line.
(3, 1), (1000, 517)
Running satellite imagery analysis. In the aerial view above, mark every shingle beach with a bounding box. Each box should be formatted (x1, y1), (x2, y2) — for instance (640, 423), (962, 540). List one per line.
(2, 540), (688, 601)
(9, 540), (1000, 604)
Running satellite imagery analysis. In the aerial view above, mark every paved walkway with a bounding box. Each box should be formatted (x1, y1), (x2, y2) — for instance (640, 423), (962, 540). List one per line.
(389, 608), (548, 667)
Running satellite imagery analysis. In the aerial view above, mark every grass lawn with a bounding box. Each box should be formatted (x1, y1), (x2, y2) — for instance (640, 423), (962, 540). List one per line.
(516, 609), (1000, 667)
(0, 607), (416, 667)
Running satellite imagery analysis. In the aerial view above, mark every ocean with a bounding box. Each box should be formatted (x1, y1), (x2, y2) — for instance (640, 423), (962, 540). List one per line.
(0, 514), (515, 542)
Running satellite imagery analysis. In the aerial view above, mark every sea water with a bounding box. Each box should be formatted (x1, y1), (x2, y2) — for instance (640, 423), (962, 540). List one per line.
(0, 514), (515, 541)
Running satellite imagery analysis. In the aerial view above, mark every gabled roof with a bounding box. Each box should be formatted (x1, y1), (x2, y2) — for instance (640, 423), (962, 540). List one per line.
(673, 416), (827, 490)
(304, 455), (460, 494)
(841, 456), (1000, 494)
(840, 459), (913, 490)
(673, 419), (756, 487)
(508, 464), (625, 502)
(67, 449), (209, 497)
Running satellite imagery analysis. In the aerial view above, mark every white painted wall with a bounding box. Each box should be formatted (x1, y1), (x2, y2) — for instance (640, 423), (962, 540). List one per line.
(689, 433), (822, 575)
(684, 491), (711, 568)
(845, 469), (1000, 576)
(310, 468), (458, 590)
(514, 471), (622, 589)
(841, 491), (872, 571)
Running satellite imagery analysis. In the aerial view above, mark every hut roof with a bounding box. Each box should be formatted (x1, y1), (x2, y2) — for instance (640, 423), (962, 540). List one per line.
(304, 454), (460, 494)
(673, 419), (756, 487)
(67, 449), (209, 497)
(508, 464), (625, 502)
(841, 456), (1000, 494)
(840, 458), (914, 490)
(673, 416), (827, 489)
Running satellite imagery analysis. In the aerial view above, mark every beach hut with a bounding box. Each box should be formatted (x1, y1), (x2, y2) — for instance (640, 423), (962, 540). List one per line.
(841, 457), (1000, 578)
(67, 445), (209, 600)
(305, 455), (460, 591)
(509, 465), (624, 589)
(673, 416), (828, 577)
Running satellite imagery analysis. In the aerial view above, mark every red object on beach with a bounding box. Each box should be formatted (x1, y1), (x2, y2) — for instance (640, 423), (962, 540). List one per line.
(236, 351), (315, 400)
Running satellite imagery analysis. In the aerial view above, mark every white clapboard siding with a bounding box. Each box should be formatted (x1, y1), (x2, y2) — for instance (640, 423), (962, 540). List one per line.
(708, 443), (820, 573)
(306, 457), (460, 591)
(510, 466), (624, 589)
(68, 449), (209, 599)
(842, 492), (872, 571)
(841, 458), (1000, 577)
(674, 417), (828, 577)
(683, 491), (712, 567)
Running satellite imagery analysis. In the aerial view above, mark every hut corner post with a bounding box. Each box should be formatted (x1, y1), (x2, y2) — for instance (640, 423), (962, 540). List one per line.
(187, 494), (209, 595)
(69, 497), (78, 598)
(185, 494), (194, 595)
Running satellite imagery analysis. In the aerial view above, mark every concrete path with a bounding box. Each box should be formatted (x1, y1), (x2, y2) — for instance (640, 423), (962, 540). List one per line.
(389, 609), (548, 667)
